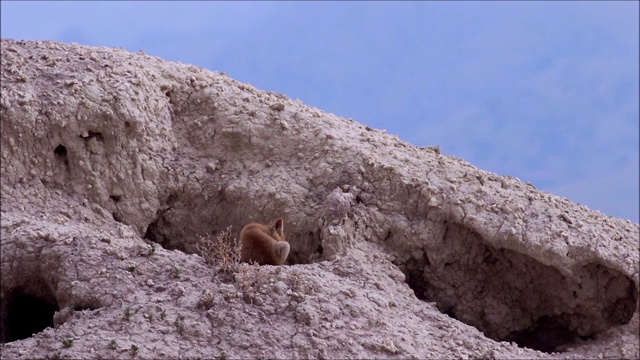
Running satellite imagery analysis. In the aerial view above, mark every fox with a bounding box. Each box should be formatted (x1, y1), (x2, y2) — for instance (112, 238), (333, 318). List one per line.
(240, 218), (290, 265)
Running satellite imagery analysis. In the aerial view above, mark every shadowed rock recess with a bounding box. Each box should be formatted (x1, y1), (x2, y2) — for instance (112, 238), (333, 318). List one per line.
(1, 39), (638, 359)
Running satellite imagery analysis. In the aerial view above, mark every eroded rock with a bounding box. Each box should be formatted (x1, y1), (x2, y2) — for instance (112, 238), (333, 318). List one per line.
(1, 39), (638, 359)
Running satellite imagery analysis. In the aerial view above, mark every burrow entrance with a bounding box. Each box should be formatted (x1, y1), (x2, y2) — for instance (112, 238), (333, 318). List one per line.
(1, 273), (101, 344)
(397, 221), (637, 353)
(1, 288), (58, 343)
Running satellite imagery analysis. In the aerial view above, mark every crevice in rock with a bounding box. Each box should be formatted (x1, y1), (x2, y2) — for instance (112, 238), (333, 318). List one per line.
(73, 305), (98, 312)
(315, 244), (323, 257)
(112, 212), (123, 223)
(396, 221), (638, 354)
(1, 288), (58, 343)
(79, 131), (103, 142)
(110, 195), (123, 223)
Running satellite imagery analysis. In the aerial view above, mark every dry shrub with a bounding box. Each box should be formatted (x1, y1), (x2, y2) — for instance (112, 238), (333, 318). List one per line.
(236, 265), (270, 296)
(196, 226), (240, 273)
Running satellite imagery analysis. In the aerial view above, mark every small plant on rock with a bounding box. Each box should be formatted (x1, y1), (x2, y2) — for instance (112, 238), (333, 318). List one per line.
(62, 338), (73, 348)
(123, 307), (132, 321)
(171, 265), (181, 278)
(175, 317), (186, 335)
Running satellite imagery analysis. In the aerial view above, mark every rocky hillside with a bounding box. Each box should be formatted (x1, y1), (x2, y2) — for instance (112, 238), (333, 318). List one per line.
(1, 39), (638, 359)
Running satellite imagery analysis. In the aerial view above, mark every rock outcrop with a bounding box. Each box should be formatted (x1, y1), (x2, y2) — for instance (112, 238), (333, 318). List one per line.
(1, 39), (638, 359)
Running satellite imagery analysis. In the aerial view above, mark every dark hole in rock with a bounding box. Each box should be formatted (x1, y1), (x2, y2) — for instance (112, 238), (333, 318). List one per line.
(1, 289), (58, 343)
(286, 230), (321, 265)
(398, 221), (638, 354)
(163, 88), (173, 102)
(144, 215), (186, 252)
(403, 258), (429, 301)
(142, 195), (190, 252)
(110, 195), (121, 203)
(112, 212), (123, 223)
(53, 144), (69, 167)
(53, 145), (67, 157)
(144, 219), (160, 242)
(504, 315), (595, 353)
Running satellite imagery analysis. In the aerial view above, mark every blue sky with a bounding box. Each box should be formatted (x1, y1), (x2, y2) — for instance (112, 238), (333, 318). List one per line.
(2, 1), (638, 223)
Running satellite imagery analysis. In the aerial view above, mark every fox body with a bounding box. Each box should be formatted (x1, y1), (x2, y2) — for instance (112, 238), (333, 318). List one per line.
(240, 218), (290, 265)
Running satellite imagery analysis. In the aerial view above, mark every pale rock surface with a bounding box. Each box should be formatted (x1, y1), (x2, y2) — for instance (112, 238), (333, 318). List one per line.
(0, 39), (638, 359)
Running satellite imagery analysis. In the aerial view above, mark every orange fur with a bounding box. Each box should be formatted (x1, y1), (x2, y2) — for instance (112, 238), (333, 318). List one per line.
(240, 218), (290, 265)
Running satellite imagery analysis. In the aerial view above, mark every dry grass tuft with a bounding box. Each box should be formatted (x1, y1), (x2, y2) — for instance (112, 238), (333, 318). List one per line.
(196, 226), (241, 274)
(287, 267), (314, 295)
(237, 265), (270, 295)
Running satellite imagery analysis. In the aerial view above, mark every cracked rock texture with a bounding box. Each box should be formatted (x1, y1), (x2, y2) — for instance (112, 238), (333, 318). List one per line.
(1, 39), (638, 359)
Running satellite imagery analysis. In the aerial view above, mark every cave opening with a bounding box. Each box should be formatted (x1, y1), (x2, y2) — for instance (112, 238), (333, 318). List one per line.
(398, 221), (637, 354)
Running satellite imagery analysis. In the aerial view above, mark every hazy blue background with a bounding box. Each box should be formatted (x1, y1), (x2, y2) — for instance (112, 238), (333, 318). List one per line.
(2, 1), (638, 222)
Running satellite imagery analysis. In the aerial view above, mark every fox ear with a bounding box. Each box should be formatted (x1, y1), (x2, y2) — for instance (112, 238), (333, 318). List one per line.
(273, 218), (284, 236)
